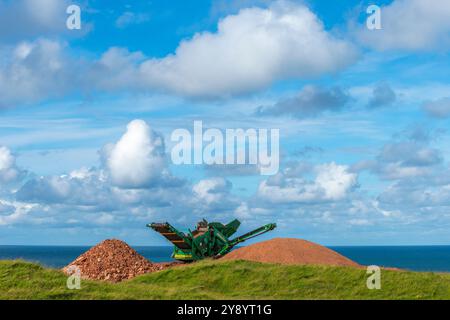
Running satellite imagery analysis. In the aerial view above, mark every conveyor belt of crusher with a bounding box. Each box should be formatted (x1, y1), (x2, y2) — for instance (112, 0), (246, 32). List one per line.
(149, 223), (191, 250)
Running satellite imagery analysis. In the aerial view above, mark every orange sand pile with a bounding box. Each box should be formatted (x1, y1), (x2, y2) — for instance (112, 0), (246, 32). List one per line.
(223, 238), (360, 267)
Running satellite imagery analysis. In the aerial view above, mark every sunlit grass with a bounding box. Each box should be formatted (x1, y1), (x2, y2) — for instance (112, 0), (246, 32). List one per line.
(1, 259), (449, 300)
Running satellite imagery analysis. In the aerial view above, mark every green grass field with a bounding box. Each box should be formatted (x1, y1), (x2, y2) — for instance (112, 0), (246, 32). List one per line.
(1, 259), (449, 299)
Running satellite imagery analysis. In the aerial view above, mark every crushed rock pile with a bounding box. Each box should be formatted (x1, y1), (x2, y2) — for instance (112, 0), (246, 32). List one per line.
(63, 239), (177, 282)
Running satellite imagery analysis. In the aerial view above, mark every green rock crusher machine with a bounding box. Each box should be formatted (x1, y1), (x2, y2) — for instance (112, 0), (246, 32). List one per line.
(147, 219), (276, 261)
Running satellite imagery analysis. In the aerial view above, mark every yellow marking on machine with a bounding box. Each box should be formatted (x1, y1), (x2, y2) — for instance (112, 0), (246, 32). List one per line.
(174, 253), (192, 260)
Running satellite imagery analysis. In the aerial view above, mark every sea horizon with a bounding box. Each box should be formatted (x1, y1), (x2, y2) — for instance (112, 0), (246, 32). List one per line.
(1, 244), (450, 273)
(3, 244), (450, 247)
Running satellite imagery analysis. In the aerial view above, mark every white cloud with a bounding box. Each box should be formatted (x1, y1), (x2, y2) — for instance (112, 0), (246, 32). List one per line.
(0, 39), (75, 107)
(3, 119), (450, 242)
(16, 171), (115, 208)
(13, 120), (187, 223)
(378, 178), (450, 208)
(256, 85), (350, 118)
(0, 1), (357, 104)
(356, 0), (450, 51)
(0, 146), (21, 183)
(192, 177), (241, 214)
(24, 0), (62, 27)
(422, 97), (450, 118)
(193, 177), (231, 204)
(92, 213), (115, 225)
(315, 163), (358, 200)
(90, 47), (145, 91)
(0, 0), (86, 41)
(373, 141), (442, 180)
(234, 202), (252, 219)
(105, 120), (166, 188)
(138, 1), (357, 98)
(257, 162), (358, 203)
(233, 202), (272, 220)
(0, 200), (36, 226)
(69, 167), (98, 180)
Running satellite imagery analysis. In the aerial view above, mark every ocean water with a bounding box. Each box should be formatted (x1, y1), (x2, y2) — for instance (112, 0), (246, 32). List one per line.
(0, 245), (174, 268)
(1, 245), (450, 272)
(331, 246), (450, 273)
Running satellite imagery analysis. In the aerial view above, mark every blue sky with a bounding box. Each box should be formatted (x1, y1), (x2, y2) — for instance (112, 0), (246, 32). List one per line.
(0, 0), (450, 246)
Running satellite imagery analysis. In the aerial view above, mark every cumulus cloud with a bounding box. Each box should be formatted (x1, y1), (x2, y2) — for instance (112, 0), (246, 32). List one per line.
(364, 140), (443, 180)
(15, 120), (185, 213)
(356, 0), (450, 51)
(192, 177), (241, 213)
(343, 126), (450, 227)
(378, 178), (450, 208)
(256, 85), (350, 118)
(360, 129), (450, 213)
(138, 1), (357, 98)
(0, 1), (358, 105)
(15, 169), (116, 209)
(422, 97), (450, 118)
(0, 200), (37, 226)
(314, 163), (359, 200)
(193, 178), (231, 204)
(4, 119), (450, 242)
(257, 162), (358, 204)
(15, 169), (188, 217)
(104, 120), (168, 189)
(89, 47), (145, 91)
(0, 146), (22, 183)
(367, 83), (396, 108)
(0, 0), (87, 42)
(0, 39), (77, 107)
(0, 41), (142, 107)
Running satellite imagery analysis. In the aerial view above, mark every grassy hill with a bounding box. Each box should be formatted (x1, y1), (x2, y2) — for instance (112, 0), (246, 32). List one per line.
(1, 259), (449, 299)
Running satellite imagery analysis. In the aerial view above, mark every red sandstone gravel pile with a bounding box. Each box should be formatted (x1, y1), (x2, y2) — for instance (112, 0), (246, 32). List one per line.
(222, 238), (360, 268)
(63, 239), (176, 282)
